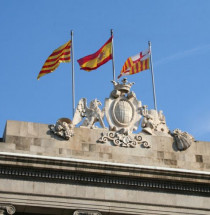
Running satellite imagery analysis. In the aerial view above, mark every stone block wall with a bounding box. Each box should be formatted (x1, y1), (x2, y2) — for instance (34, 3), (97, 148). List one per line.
(1, 120), (210, 172)
(1, 120), (210, 215)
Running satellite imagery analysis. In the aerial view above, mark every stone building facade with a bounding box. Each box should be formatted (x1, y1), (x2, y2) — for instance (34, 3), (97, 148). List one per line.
(0, 79), (210, 215)
(0, 120), (210, 215)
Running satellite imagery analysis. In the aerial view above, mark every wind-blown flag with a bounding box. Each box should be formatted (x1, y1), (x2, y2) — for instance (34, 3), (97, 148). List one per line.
(77, 36), (112, 71)
(37, 40), (71, 80)
(118, 48), (150, 79)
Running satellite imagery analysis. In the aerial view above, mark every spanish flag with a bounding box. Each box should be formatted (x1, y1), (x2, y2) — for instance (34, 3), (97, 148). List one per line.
(118, 48), (150, 79)
(37, 40), (71, 80)
(77, 36), (112, 71)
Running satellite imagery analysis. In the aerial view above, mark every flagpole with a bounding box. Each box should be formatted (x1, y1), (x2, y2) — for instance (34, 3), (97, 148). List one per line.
(71, 30), (75, 116)
(111, 29), (115, 81)
(148, 41), (157, 111)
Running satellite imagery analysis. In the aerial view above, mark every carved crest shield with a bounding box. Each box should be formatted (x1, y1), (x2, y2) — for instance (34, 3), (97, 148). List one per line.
(105, 79), (142, 134)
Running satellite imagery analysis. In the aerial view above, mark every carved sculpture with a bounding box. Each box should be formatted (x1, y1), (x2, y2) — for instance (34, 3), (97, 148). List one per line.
(141, 106), (169, 136)
(72, 98), (105, 129)
(49, 78), (193, 151)
(49, 118), (74, 140)
(98, 78), (152, 148)
(50, 99), (105, 139)
(172, 129), (194, 151)
(105, 78), (142, 134)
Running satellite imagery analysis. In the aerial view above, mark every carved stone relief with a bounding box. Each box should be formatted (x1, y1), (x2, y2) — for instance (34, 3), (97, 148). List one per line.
(172, 129), (194, 151)
(49, 118), (74, 140)
(141, 106), (170, 136)
(73, 210), (102, 215)
(98, 131), (151, 148)
(72, 98), (105, 129)
(105, 79), (142, 134)
(49, 78), (194, 151)
(49, 98), (105, 139)
(0, 205), (15, 215)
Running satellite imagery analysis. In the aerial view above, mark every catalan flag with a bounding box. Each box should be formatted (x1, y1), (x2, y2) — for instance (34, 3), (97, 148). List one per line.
(37, 40), (71, 80)
(118, 48), (150, 79)
(77, 36), (112, 71)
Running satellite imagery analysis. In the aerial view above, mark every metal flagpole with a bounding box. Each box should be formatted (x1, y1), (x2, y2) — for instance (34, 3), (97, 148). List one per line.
(71, 30), (75, 116)
(148, 41), (157, 110)
(111, 29), (115, 81)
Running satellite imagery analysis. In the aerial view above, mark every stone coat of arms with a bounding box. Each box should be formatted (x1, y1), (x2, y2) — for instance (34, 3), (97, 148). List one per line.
(105, 79), (142, 135)
(49, 78), (194, 150)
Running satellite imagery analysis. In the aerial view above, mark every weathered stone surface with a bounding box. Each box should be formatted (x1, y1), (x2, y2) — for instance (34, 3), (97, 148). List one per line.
(1, 120), (210, 171)
(1, 120), (210, 215)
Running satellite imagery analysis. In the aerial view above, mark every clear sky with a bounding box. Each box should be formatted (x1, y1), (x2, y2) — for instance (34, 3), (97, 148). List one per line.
(1, 0), (210, 141)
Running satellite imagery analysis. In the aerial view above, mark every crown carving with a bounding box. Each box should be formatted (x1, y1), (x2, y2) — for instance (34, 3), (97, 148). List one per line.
(112, 78), (134, 94)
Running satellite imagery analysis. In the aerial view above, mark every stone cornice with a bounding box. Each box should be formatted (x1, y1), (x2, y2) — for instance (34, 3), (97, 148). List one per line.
(0, 152), (210, 183)
(1, 158), (210, 196)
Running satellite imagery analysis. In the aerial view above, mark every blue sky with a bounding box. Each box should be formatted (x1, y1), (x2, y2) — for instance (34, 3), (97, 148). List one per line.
(1, 0), (210, 141)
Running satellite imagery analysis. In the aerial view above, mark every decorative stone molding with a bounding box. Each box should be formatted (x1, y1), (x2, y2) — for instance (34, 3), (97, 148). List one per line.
(1, 165), (210, 196)
(0, 205), (15, 215)
(142, 141), (151, 148)
(73, 210), (102, 215)
(98, 131), (150, 148)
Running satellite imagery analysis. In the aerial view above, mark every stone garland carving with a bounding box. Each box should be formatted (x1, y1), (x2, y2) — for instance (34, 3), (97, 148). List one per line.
(0, 205), (16, 215)
(98, 131), (151, 148)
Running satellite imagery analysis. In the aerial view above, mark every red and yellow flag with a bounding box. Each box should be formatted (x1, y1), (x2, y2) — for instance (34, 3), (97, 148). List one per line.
(37, 40), (71, 80)
(77, 36), (112, 71)
(118, 48), (150, 79)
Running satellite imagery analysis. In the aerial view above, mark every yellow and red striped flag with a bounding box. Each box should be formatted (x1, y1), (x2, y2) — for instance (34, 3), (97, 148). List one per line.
(37, 40), (71, 80)
(77, 36), (112, 71)
(118, 48), (150, 79)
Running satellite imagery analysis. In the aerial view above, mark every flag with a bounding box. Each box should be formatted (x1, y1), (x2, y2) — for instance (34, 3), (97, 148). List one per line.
(77, 36), (112, 71)
(37, 40), (71, 80)
(118, 48), (150, 79)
